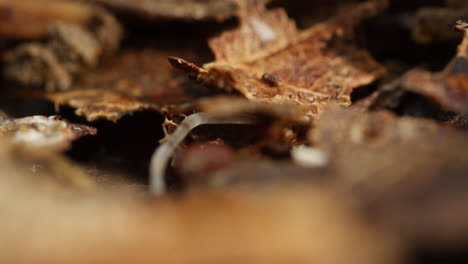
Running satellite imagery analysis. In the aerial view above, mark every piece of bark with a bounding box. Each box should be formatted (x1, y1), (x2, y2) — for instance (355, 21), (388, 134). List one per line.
(171, 0), (387, 118)
(403, 21), (468, 114)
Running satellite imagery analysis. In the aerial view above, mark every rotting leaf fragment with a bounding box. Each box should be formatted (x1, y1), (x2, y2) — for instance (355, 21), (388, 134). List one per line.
(45, 48), (203, 122)
(47, 90), (155, 122)
(170, 0), (387, 117)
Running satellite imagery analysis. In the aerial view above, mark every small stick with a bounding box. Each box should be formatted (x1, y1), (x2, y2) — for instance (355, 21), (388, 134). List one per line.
(149, 113), (255, 195)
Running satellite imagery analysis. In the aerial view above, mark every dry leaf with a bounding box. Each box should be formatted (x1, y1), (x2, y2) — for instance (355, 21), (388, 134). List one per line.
(170, 0), (387, 117)
(46, 48), (204, 122)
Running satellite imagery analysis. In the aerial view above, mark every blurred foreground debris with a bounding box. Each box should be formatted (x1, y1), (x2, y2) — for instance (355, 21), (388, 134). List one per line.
(0, 158), (400, 264)
(310, 107), (468, 245)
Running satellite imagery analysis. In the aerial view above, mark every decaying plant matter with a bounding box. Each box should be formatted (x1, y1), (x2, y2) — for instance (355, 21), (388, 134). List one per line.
(44, 48), (201, 121)
(1, 0), (468, 263)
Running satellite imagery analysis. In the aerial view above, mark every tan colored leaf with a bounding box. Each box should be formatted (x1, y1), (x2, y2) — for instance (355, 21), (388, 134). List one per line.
(170, 0), (387, 117)
(47, 90), (155, 122)
(403, 21), (468, 114)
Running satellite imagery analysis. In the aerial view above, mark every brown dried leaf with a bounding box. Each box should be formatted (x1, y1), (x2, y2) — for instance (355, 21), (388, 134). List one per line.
(170, 0), (387, 117)
(310, 107), (468, 245)
(0, 114), (96, 151)
(47, 90), (155, 122)
(46, 48), (202, 122)
(403, 21), (468, 114)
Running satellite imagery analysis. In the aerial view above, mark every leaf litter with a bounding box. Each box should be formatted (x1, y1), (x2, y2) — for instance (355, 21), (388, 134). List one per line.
(0, 0), (468, 263)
